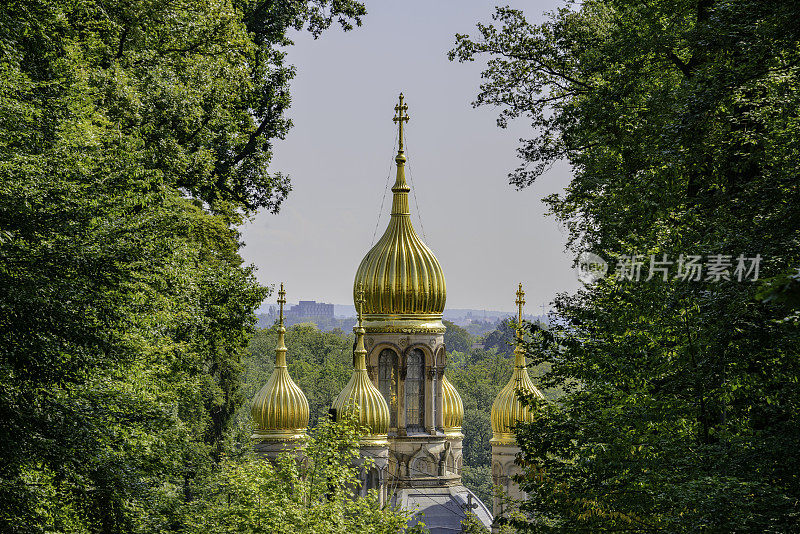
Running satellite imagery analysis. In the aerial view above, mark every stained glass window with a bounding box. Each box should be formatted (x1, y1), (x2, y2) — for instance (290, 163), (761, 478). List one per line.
(405, 349), (425, 432)
(378, 349), (397, 428)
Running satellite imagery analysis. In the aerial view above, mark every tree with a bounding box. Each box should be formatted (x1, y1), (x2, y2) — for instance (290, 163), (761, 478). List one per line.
(444, 319), (473, 353)
(187, 415), (415, 534)
(0, 0), (365, 531)
(240, 323), (354, 431)
(480, 318), (517, 357)
(452, 1), (800, 531)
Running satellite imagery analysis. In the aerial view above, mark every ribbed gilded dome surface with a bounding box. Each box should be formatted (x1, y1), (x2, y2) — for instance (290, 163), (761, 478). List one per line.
(354, 209), (446, 320)
(251, 325), (309, 441)
(441, 374), (464, 436)
(251, 285), (309, 442)
(354, 99), (445, 333)
(491, 345), (545, 445)
(333, 308), (390, 445)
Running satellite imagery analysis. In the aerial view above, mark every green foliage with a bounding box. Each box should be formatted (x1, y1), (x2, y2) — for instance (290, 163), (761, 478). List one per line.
(463, 320), (497, 337)
(453, 0), (800, 531)
(480, 318), (517, 356)
(443, 319), (473, 353)
(239, 323), (355, 430)
(0, 0), (365, 531)
(188, 415), (412, 534)
(460, 511), (491, 534)
(448, 347), (511, 469)
(461, 466), (493, 510)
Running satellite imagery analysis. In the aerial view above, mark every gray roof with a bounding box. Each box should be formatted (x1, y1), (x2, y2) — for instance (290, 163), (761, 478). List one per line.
(393, 485), (493, 533)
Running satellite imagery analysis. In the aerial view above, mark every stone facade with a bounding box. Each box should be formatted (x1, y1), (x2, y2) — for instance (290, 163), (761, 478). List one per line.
(491, 442), (526, 521)
(362, 332), (464, 488)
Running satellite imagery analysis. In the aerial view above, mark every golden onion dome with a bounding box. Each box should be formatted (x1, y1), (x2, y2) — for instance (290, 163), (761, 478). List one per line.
(441, 374), (464, 437)
(332, 286), (390, 445)
(251, 284), (310, 442)
(491, 284), (545, 445)
(490, 345), (545, 444)
(353, 94), (446, 334)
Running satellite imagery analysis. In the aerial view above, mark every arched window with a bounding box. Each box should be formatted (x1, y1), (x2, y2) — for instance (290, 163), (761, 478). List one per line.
(405, 349), (425, 433)
(378, 349), (397, 428)
(368, 467), (380, 491)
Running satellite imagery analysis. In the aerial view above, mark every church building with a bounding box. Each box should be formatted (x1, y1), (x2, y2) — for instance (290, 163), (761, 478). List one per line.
(251, 94), (544, 533)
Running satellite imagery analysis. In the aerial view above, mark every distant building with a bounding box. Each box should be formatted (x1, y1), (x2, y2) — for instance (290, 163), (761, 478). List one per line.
(286, 300), (334, 319)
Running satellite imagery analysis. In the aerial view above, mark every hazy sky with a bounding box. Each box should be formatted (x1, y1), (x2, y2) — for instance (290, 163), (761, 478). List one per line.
(240, 0), (580, 313)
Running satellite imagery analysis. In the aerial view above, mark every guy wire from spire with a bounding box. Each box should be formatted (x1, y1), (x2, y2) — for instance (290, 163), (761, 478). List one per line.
(371, 128), (399, 247)
(402, 132), (427, 242)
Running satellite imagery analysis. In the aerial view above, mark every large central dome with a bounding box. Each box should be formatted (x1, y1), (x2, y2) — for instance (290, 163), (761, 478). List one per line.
(354, 95), (446, 333)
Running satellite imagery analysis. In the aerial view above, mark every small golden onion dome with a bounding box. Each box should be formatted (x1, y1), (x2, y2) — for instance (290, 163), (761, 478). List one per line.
(251, 284), (310, 442)
(490, 345), (545, 444)
(332, 286), (390, 446)
(491, 284), (545, 445)
(353, 94), (446, 334)
(442, 374), (464, 437)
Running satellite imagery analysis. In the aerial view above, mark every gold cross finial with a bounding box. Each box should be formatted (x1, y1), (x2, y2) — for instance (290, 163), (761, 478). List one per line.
(515, 283), (526, 335)
(393, 92), (410, 153)
(356, 282), (365, 328)
(278, 282), (286, 326)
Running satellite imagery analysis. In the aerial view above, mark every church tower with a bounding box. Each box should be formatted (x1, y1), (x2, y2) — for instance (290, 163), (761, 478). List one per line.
(353, 93), (454, 484)
(332, 284), (391, 504)
(251, 283), (310, 459)
(490, 284), (545, 522)
(352, 94), (492, 532)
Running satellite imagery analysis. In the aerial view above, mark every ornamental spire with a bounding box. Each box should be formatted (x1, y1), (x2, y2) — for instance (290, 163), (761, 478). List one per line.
(251, 282), (310, 443)
(515, 283), (525, 342)
(514, 283), (526, 384)
(393, 92), (409, 154)
(489, 284), (544, 444)
(332, 281), (390, 445)
(278, 282), (286, 325)
(354, 283), (367, 371)
(391, 93), (411, 215)
(275, 282), (287, 367)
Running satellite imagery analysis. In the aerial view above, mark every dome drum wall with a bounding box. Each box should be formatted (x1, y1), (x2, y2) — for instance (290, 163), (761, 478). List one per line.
(352, 444), (390, 506)
(362, 331), (466, 487)
(363, 333), (445, 435)
(388, 435), (463, 488)
(253, 438), (307, 459)
(491, 443), (527, 517)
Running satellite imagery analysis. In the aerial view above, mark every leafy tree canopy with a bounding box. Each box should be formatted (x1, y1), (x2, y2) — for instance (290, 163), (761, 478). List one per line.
(188, 414), (415, 534)
(443, 319), (473, 353)
(0, 0), (365, 531)
(453, 0), (800, 531)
